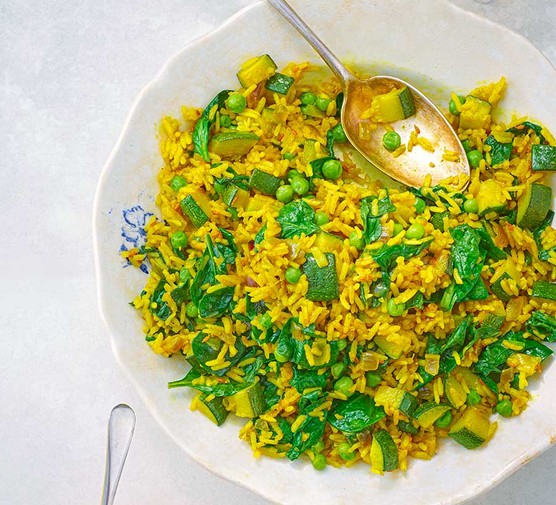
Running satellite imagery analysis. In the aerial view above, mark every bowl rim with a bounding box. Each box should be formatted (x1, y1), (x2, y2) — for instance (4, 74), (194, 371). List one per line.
(93, 1), (556, 504)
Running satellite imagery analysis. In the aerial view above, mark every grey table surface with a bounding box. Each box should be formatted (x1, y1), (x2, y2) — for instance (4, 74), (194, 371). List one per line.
(1, 0), (555, 504)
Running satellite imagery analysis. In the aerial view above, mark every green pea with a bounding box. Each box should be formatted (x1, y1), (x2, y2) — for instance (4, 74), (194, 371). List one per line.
(291, 176), (310, 195)
(382, 131), (401, 151)
(405, 222), (425, 240)
(315, 212), (330, 226)
(337, 442), (356, 461)
(414, 197), (426, 214)
(312, 453), (327, 470)
(466, 389), (482, 406)
(219, 114), (232, 127)
(259, 312), (272, 329)
(179, 268), (191, 283)
(312, 440), (325, 454)
(285, 266), (302, 284)
(213, 181), (226, 195)
(365, 372), (382, 388)
(435, 410), (453, 428)
(332, 123), (348, 143)
(336, 339), (348, 351)
(348, 230), (365, 251)
(331, 362), (347, 379)
(287, 169), (301, 180)
(463, 198), (479, 214)
(283, 152), (296, 160)
(185, 302), (198, 318)
(387, 298), (405, 317)
(449, 95), (465, 115)
(372, 280), (389, 298)
(170, 230), (188, 249)
(467, 149), (483, 169)
(322, 159), (343, 180)
(316, 96), (331, 112)
(461, 139), (473, 153)
(334, 376), (354, 397)
(393, 223), (404, 236)
(276, 184), (294, 203)
(170, 175), (187, 192)
(495, 399), (513, 417)
(226, 92), (247, 114)
(300, 91), (317, 105)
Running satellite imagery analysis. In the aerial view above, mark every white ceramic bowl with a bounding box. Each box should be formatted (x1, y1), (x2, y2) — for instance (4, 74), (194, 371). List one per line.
(94, 1), (556, 504)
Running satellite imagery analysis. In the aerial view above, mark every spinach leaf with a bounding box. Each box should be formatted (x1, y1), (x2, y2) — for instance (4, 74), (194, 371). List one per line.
(275, 318), (340, 369)
(218, 227), (238, 256)
(526, 311), (556, 342)
(286, 391), (326, 460)
(484, 134), (512, 166)
(261, 378), (281, 408)
(507, 121), (547, 144)
(533, 210), (556, 262)
(277, 200), (320, 239)
(326, 129), (335, 157)
(371, 239), (433, 272)
(290, 368), (327, 393)
(327, 393), (385, 433)
(197, 288), (234, 319)
(170, 282), (190, 306)
(359, 193), (395, 245)
(190, 236), (235, 318)
(149, 279), (171, 320)
(309, 156), (335, 179)
(191, 332), (246, 376)
(168, 353), (264, 396)
(475, 226), (507, 261)
(448, 225), (488, 309)
(193, 90), (231, 162)
(441, 315), (472, 353)
(254, 225), (266, 250)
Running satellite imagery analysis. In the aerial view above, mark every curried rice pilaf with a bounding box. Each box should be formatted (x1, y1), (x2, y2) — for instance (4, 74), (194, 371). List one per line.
(123, 55), (556, 474)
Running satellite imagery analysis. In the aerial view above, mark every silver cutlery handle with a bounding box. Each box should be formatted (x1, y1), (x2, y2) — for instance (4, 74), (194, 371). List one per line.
(101, 404), (136, 505)
(267, 0), (352, 84)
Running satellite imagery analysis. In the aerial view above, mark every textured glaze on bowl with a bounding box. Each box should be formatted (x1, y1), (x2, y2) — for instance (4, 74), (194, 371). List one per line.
(93, 1), (556, 504)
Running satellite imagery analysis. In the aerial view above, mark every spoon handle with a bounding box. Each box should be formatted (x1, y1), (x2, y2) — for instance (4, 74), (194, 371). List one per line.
(267, 0), (352, 84)
(101, 404), (136, 505)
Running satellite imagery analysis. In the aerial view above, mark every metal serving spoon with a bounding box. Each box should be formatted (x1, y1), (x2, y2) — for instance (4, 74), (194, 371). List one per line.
(268, 0), (469, 188)
(101, 404), (136, 505)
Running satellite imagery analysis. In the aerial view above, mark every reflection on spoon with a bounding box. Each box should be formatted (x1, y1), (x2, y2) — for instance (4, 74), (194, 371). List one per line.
(268, 0), (469, 188)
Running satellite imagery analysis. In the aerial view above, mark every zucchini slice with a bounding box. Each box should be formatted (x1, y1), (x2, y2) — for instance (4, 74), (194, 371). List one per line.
(229, 382), (266, 418)
(532, 144), (556, 171)
(180, 195), (209, 228)
(371, 429), (399, 473)
(532, 280), (556, 301)
(374, 385), (418, 416)
(444, 375), (467, 409)
(476, 179), (507, 217)
(516, 182), (552, 230)
(209, 132), (259, 159)
(448, 407), (491, 449)
(265, 72), (294, 95)
(195, 393), (229, 426)
(371, 86), (415, 123)
(249, 168), (282, 196)
(237, 54), (277, 88)
(303, 252), (339, 302)
(413, 402), (451, 428)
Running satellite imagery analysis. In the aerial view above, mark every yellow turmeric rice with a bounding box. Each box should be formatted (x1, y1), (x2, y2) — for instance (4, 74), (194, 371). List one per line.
(123, 55), (556, 474)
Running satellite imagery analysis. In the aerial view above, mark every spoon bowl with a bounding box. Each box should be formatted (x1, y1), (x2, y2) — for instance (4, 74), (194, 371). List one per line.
(342, 76), (469, 187)
(268, 0), (470, 187)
